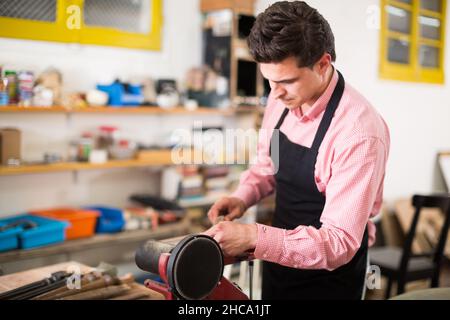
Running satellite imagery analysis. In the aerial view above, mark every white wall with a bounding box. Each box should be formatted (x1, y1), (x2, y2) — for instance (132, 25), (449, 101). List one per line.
(256, 0), (450, 202)
(0, 0), (449, 216)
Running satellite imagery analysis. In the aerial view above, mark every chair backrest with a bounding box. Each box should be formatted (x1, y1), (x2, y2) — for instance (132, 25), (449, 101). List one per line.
(400, 194), (450, 272)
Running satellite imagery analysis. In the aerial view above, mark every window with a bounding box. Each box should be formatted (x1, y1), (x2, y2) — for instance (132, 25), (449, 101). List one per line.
(380, 0), (446, 83)
(0, 0), (162, 51)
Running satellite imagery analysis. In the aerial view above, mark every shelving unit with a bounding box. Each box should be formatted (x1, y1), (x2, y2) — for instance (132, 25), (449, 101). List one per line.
(200, 0), (264, 107)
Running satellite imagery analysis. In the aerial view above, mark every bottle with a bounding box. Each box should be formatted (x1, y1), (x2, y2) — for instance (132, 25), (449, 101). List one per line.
(0, 77), (8, 106)
(4, 70), (18, 105)
(18, 71), (34, 107)
(77, 132), (94, 162)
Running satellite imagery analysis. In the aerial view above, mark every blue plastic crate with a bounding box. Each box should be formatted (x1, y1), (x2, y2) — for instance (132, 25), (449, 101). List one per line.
(0, 215), (69, 250)
(85, 206), (125, 233)
(0, 223), (22, 252)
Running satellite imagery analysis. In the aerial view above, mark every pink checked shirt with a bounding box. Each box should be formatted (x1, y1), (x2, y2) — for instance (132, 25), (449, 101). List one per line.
(232, 68), (390, 271)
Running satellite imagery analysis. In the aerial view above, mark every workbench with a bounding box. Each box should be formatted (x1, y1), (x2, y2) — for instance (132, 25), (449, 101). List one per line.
(0, 261), (164, 299)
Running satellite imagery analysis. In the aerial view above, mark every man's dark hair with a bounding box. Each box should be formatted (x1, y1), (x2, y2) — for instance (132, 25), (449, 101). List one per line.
(247, 1), (336, 68)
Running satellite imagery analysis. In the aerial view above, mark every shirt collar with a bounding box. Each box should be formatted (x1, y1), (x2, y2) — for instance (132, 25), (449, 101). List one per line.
(292, 67), (339, 122)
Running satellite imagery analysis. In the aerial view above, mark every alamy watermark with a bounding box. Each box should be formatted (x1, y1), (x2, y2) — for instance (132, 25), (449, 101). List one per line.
(66, 5), (81, 30)
(169, 121), (280, 175)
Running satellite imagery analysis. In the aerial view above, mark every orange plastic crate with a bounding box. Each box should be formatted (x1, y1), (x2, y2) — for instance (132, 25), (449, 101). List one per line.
(31, 208), (100, 240)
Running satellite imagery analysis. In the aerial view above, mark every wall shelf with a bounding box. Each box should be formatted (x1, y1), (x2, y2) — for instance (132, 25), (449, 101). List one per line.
(0, 105), (260, 115)
(0, 150), (175, 176)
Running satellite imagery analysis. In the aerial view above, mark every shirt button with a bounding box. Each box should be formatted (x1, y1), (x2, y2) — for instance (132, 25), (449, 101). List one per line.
(262, 226), (267, 232)
(294, 264), (298, 268)
(263, 254), (268, 258)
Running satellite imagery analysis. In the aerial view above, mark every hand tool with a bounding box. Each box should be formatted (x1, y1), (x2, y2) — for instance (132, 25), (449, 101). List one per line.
(0, 271), (70, 300)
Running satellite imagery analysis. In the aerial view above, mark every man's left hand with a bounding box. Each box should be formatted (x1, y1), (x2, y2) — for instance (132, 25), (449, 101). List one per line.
(203, 221), (257, 257)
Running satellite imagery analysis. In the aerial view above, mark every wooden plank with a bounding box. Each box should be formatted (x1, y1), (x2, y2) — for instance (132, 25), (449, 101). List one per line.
(0, 220), (191, 263)
(200, 0), (255, 14)
(0, 156), (174, 176)
(0, 105), (235, 115)
(0, 106), (69, 113)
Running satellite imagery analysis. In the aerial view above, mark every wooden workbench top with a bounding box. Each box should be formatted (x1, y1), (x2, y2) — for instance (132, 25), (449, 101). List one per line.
(0, 261), (164, 300)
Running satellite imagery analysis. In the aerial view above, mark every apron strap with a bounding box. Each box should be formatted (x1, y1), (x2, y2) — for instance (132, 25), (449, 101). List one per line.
(274, 108), (289, 130)
(311, 70), (345, 152)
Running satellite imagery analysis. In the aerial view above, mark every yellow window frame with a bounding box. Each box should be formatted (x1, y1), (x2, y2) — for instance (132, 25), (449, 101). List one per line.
(0, 0), (78, 43)
(380, 0), (447, 84)
(79, 0), (162, 51)
(0, 0), (162, 51)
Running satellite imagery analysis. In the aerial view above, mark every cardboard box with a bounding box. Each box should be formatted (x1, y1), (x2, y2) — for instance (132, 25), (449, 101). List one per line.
(0, 128), (21, 165)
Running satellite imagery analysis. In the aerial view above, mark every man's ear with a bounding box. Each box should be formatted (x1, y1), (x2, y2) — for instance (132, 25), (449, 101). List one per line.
(315, 53), (332, 75)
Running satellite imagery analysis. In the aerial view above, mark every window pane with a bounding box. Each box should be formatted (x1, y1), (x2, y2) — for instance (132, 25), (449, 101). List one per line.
(420, 0), (441, 12)
(419, 16), (441, 40)
(396, 0), (412, 4)
(386, 6), (411, 34)
(388, 39), (410, 64)
(0, 0), (56, 22)
(84, 0), (151, 34)
(419, 45), (440, 68)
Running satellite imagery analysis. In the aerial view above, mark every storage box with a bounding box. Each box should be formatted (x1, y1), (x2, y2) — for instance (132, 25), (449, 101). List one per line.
(85, 206), (125, 233)
(31, 208), (100, 240)
(0, 128), (21, 165)
(0, 223), (22, 252)
(0, 215), (69, 250)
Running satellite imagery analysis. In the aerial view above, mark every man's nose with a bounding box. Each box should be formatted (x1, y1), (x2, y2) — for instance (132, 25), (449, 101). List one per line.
(272, 84), (286, 99)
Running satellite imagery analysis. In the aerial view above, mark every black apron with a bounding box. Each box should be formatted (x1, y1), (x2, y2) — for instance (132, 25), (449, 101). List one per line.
(262, 71), (368, 300)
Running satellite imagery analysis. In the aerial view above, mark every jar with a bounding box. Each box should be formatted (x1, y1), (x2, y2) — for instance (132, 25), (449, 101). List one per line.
(77, 133), (94, 162)
(97, 126), (118, 150)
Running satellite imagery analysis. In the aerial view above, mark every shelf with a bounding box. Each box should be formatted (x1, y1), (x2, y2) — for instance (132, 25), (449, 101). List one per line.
(0, 151), (174, 176)
(0, 105), (262, 115)
(0, 105), (254, 115)
(0, 220), (192, 264)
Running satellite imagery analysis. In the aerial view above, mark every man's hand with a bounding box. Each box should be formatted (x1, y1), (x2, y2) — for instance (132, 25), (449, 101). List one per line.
(207, 197), (247, 224)
(203, 221), (257, 257)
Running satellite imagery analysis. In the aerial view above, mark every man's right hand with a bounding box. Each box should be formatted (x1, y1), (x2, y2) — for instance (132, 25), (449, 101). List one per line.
(207, 197), (247, 224)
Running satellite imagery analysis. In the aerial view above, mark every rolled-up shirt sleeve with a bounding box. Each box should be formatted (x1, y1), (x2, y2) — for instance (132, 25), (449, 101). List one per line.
(254, 135), (388, 271)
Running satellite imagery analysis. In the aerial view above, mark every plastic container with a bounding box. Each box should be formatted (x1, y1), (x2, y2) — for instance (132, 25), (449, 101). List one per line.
(31, 208), (100, 240)
(0, 223), (22, 252)
(0, 215), (69, 250)
(97, 81), (144, 106)
(18, 71), (34, 107)
(85, 206), (125, 233)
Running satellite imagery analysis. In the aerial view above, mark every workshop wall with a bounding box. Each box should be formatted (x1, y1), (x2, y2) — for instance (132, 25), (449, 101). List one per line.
(0, 0), (449, 216)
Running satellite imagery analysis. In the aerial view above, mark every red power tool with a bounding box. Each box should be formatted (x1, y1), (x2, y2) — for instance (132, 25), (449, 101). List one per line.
(135, 234), (249, 300)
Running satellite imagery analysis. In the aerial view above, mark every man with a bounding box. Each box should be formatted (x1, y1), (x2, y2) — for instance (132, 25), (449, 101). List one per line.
(204, 1), (390, 300)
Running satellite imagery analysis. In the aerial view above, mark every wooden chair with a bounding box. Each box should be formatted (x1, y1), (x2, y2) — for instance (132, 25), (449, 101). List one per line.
(370, 194), (450, 299)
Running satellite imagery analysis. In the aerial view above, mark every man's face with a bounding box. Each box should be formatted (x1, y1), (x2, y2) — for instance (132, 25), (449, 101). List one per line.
(260, 56), (328, 110)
